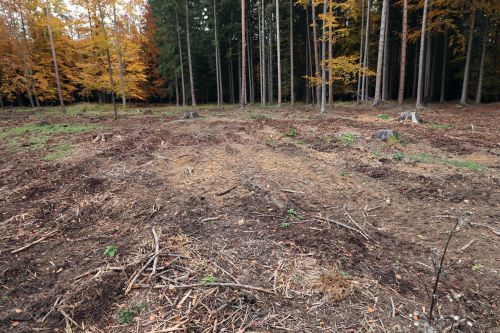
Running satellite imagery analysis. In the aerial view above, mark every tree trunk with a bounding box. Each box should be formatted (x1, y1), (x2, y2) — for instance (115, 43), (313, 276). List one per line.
(46, 0), (66, 114)
(382, 4), (390, 102)
(97, 0), (117, 119)
(327, 3), (333, 109)
(460, 7), (475, 105)
(412, 44), (418, 99)
(357, 0), (366, 104)
(258, 1), (264, 105)
(397, 0), (408, 107)
(261, 0), (267, 105)
(175, 10), (187, 107)
(373, 0), (389, 106)
(320, 0), (327, 113)
(113, 2), (126, 109)
(268, 13), (274, 103)
(306, 5), (314, 104)
(185, 0), (196, 106)
(289, 0), (294, 106)
(424, 33), (431, 105)
(440, 31), (448, 104)
(229, 43), (235, 104)
(175, 72), (180, 107)
(415, 0), (429, 110)
(311, 1), (320, 106)
(247, 15), (255, 104)
(0, 93), (4, 109)
(214, 0), (221, 108)
(276, 0), (282, 107)
(362, 0), (371, 101)
(475, 21), (488, 104)
(241, 0), (247, 107)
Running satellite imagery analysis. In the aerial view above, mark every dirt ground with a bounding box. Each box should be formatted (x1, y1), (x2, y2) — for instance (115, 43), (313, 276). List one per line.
(0, 102), (499, 333)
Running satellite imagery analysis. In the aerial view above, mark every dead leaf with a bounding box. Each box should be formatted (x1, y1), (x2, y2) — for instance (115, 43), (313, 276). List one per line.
(14, 308), (22, 313)
(367, 306), (376, 313)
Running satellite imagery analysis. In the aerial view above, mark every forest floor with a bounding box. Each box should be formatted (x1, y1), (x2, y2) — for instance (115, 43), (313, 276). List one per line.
(0, 102), (499, 333)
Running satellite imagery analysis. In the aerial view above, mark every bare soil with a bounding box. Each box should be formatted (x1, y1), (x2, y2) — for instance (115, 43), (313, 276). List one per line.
(0, 103), (499, 333)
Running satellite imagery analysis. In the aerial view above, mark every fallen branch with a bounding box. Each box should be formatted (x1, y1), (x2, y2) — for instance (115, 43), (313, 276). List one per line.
(74, 266), (124, 280)
(281, 189), (305, 194)
(316, 216), (370, 241)
(470, 222), (500, 236)
(216, 184), (238, 196)
(456, 239), (477, 253)
(152, 227), (160, 275)
(136, 282), (274, 294)
(125, 253), (159, 294)
(11, 229), (58, 254)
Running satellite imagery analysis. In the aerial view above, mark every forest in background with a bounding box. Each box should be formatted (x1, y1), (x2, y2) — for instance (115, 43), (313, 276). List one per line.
(0, 0), (499, 114)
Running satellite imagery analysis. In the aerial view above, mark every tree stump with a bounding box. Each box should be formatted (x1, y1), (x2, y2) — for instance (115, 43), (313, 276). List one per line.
(93, 133), (113, 142)
(183, 111), (200, 119)
(397, 111), (422, 124)
(374, 129), (399, 141)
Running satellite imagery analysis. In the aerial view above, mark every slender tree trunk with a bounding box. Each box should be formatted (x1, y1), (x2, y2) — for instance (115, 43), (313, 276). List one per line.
(311, 1), (320, 106)
(373, 0), (389, 106)
(241, 0), (247, 106)
(229, 42), (235, 104)
(276, 0), (282, 107)
(214, 0), (221, 107)
(18, 10), (36, 109)
(430, 37), (437, 100)
(424, 34), (431, 105)
(475, 21), (488, 104)
(320, 0), (327, 113)
(175, 11), (187, 107)
(397, 0), (408, 107)
(306, 5), (314, 104)
(382, 4), (390, 102)
(238, 42), (242, 103)
(261, 0), (267, 105)
(46, 0), (66, 114)
(357, 0), (366, 104)
(327, 4), (333, 109)
(113, 2), (126, 109)
(258, 1), (264, 105)
(440, 31), (448, 104)
(0, 93), (4, 109)
(97, 0), (117, 119)
(362, 0), (371, 101)
(412, 45), (418, 99)
(175, 72), (180, 107)
(416, 0), (429, 110)
(289, 0), (294, 106)
(247, 15), (255, 104)
(185, 0), (196, 106)
(460, 7), (475, 105)
(268, 14), (274, 103)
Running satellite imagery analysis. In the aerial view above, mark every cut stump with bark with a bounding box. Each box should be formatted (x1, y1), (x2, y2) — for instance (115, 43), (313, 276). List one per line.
(93, 133), (114, 142)
(397, 111), (422, 124)
(183, 112), (200, 119)
(374, 129), (399, 142)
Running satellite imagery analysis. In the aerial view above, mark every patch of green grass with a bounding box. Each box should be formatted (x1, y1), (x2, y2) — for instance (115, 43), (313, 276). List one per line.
(43, 143), (74, 161)
(118, 308), (136, 325)
(285, 127), (298, 138)
(386, 134), (401, 146)
(370, 150), (381, 158)
(339, 133), (358, 145)
(441, 158), (485, 171)
(429, 123), (452, 129)
(201, 275), (218, 285)
(392, 152), (406, 161)
(377, 113), (391, 120)
(104, 245), (118, 258)
(296, 140), (305, 145)
(340, 170), (348, 177)
(8, 123), (99, 135)
(28, 135), (49, 149)
(280, 222), (291, 229)
(287, 208), (298, 218)
(409, 153), (433, 163)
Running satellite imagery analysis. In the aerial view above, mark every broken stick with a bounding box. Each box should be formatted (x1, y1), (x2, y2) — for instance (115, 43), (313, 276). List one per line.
(11, 229), (58, 254)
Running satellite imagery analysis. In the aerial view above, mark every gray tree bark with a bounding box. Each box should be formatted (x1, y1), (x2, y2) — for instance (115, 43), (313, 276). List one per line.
(289, 0), (294, 106)
(175, 10), (187, 107)
(397, 0), (408, 107)
(416, 0), (429, 110)
(311, 1), (320, 106)
(357, 0), (365, 104)
(185, 0), (197, 106)
(276, 0), (282, 107)
(362, 0), (371, 101)
(460, 7), (475, 105)
(112, 2), (126, 109)
(46, 0), (66, 114)
(241, 0), (247, 106)
(320, 0), (327, 113)
(373, 0), (389, 106)
(440, 31), (448, 104)
(475, 21), (488, 104)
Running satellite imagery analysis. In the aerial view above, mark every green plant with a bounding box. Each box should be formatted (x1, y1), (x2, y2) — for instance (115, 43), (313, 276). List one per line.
(137, 302), (147, 312)
(104, 245), (118, 257)
(287, 208), (298, 218)
(441, 158), (485, 172)
(472, 263), (483, 272)
(280, 222), (290, 229)
(296, 140), (305, 145)
(339, 133), (358, 144)
(285, 127), (298, 138)
(370, 150), (381, 158)
(118, 308), (136, 325)
(377, 113), (390, 120)
(386, 134), (400, 146)
(409, 153), (433, 163)
(340, 170), (348, 177)
(201, 275), (218, 285)
(392, 152), (405, 161)
(43, 143), (74, 161)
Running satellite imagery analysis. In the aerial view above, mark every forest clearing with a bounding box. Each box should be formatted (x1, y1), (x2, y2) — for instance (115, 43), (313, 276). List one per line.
(0, 102), (498, 332)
